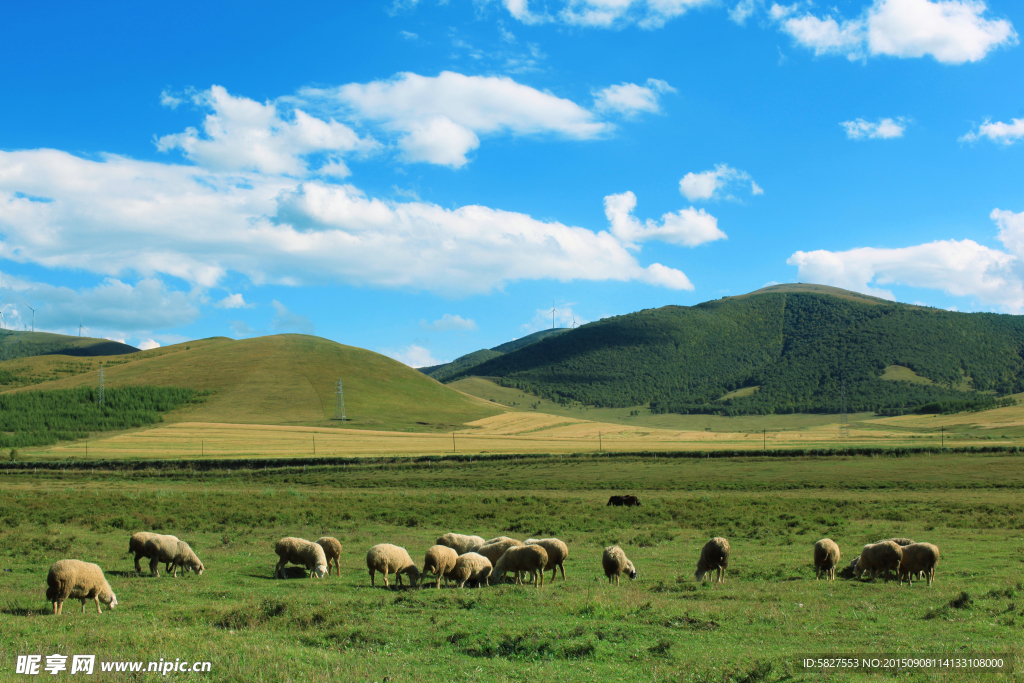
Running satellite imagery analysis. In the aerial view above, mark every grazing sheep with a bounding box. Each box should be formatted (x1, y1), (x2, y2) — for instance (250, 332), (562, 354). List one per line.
(607, 495), (642, 507)
(144, 537), (204, 578)
(128, 532), (158, 573)
(366, 544), (421, 589)
(316, 537), (342, 576)
(602, 545), (637, 585)
(274, 537), (328, 579)
(525, 538), (570, 582)
(854, 541), (903, 582)
(129, 532), (178, 574)
(695, 537), (731, 584)
(46, 560), (118, 616)
(423, 545), (459, 589)
(448, 552), (492, 588)
(898, 543), (940, 586)
(475, 538), (525, 566)
(814, 539), (841, 581)
(137, 534), (180, 576)
(436, 533), (486, 555)
(494, 545), (549, 588)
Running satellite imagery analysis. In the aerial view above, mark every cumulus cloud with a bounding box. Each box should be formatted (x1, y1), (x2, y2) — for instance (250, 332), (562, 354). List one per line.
(215, 293), (252, 309)
(301, 72), (610, 168)
(420, 314), (478, 331)
(0, 270), (199, 334)
(386, 344), (442, 368)
(841, 117), (908, 139)
(593, 79), (676, 117)
(787, 209), (1024, 312)
(605, 191), (724, 257)
(960, 118), (1024, 144)
(157, 86), (376, 177)
(773, 0), (1016, 63)
(137, 339), (160, 350)
(679, 164), (763, 202)
(0, 149), (695, 296)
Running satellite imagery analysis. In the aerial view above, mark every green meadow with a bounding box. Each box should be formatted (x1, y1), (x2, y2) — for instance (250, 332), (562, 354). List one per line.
(1, 453), (1022, 682)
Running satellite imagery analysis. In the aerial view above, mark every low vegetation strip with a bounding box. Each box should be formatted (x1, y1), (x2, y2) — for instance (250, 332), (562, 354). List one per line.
(0, 386), (207, 448)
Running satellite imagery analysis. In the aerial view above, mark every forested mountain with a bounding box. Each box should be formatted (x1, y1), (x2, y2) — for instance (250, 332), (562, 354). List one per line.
(0, 330), (139, 360)
(445, 286), (1024, 416)
(420, 328), (569, 382)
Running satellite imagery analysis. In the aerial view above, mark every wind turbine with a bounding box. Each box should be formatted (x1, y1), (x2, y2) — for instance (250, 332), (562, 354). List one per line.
(550, 301), (557, 330)
(571, 315), (576, 329)
(78, 320), (88, 338)
(24, 304), (35, 332)
(0, 304), (12, 331)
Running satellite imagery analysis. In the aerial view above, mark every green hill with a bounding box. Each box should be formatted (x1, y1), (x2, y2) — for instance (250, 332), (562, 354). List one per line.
(421, 328), (570, 382)
(0, 330), (139, 360)
(1, 334), (501, 431)
(449, 286), (1024, 417)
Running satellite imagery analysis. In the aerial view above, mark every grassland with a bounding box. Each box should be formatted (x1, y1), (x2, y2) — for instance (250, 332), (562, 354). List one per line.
(0, 453), (1021, 682)
(0, 335), (500, 433)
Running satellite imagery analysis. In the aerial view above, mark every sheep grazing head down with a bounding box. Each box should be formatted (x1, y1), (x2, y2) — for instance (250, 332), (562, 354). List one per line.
(626, 561), (637, 580)
(406, 566), (422, 588)
(100, 589), (118, 610)
(313, 563), (328, 579)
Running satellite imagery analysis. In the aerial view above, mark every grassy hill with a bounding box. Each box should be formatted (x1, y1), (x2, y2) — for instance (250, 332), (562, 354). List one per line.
(449, 286), (1024, 417)
(0, 334), (502, 431)
(0, 330), (138, 360)
(420, 328), (570, 382)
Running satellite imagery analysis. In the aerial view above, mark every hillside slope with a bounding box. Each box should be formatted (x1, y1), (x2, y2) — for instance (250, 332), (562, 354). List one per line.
(2, 335), (502, 430)
(0, 330), (139, 360)
(452, 287), (1024, 416)
(421, 328), (570, 382)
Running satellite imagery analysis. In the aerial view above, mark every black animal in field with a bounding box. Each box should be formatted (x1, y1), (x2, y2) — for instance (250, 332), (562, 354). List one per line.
(607, 495), (641, 507)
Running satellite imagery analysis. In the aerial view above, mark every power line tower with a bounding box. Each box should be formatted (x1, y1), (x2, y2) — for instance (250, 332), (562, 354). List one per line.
(839, 378), (848, 439)
(97, 362), (105, 408)
(333, 379), (346, 422)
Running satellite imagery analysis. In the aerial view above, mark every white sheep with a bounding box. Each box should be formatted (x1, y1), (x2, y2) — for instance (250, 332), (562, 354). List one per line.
(475, 538), (525, 566)
(855, 541), (903, 582)
(494, 545), (549, 588)
(316, 537), (342, 576)
(143, 536), (204, 578)
(436, 533), (486, 555)
(423, 545), (459, 589)
(448, 552), (492, 588)
(366, 544), (421, 589)
(814, 538), (841, 581)
(129, 532), (179, 575)
(898, 543), (940, 586)
(602, 545), (637, 585)
(695, 537), (731, 584)
(525, 538), (570, 582)
(275, 537), (328, 579)
(46, 560), (118, 615)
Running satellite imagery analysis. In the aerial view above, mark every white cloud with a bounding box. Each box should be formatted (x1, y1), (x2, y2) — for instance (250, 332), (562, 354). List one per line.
(386, 344), (442, 368)
(593, 79), (676, 117)
(215, 293), (252, 309)
(605, 191), (724, 256)
(420, 314), (478, 331)
(270, 300), (314, 334)
(399, 30), (419, 40)
(773, 0), (1017, 64)
(730, 0), (759, 24)
(137, 339), (160, 351)
(504, 0), (718, 29)
(960, 117), (1024, 144)
(160, 89), (183, 109)
(841, 117), (908, 139)
(157, 85), (376, 176)
(679, 164), (763, 201)
(0, 270), (199, 333)
(787, 209), (1024, 312)
(301, 72), (610, 169)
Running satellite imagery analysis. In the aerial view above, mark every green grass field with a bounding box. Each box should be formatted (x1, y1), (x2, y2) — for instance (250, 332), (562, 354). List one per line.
(1, 453), (1021, 682)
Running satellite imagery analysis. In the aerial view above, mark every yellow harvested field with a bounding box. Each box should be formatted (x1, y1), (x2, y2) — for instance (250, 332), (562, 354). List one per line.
(28, 410), (1001, 461)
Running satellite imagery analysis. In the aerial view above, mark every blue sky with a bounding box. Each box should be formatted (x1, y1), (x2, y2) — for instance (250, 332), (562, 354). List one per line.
(0, 0), (1021, 365)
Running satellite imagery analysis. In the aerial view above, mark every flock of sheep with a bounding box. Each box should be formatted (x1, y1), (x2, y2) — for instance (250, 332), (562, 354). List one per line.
(42, 529), (941, 616)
